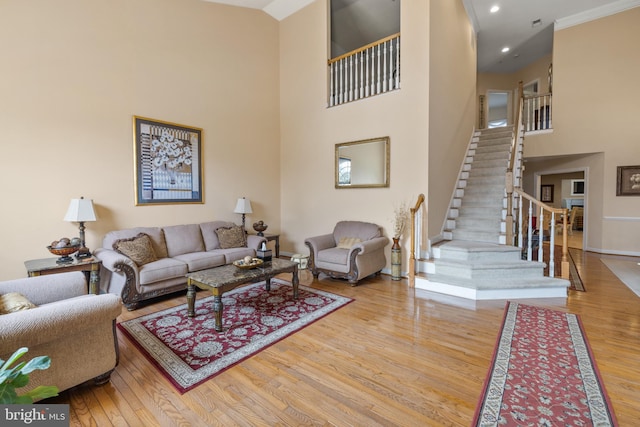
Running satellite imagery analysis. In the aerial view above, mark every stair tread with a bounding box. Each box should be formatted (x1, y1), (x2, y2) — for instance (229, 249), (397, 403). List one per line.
(425, 274), (570, 290)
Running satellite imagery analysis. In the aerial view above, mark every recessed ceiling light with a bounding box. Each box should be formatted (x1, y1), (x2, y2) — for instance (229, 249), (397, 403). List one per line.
(490, 5), (500, 13)
(501, 47), (510, 53)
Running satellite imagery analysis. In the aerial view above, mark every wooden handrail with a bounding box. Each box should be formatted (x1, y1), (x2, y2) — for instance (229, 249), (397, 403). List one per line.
(514, 188), (569, 280)
(328, 33), (401, 65)
(523, 92), (552, 100)
(505, 81), (525, 245)
(409, 193), (425, 287)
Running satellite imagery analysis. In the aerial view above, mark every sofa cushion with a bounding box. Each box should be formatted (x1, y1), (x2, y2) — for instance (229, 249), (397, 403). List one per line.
(333, 221), (381, 245)
(173, 252), (226, 272)
(220, 247), (255, 264)
(337, 237), (362, 249)
(103, 227), (168, 259)
(163, 224), (205, 257)
(200, 221), (237, 251)
(317, 247), (350, 265)
(0, 292), (37, 315)
(138, 258), (189, 286)
(113, 233), (158, 266)
(215, 226), (247, 249)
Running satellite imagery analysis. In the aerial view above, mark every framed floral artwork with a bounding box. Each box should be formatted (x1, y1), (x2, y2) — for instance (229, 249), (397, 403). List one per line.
(616, 165), (640, 196)
(541, 185), (554, 203)
(133, 116), (203, 205)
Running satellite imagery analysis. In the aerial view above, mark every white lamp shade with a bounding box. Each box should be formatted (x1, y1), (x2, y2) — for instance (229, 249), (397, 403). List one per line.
(233, 197), (253, 214)
(64, 197), (97, 222)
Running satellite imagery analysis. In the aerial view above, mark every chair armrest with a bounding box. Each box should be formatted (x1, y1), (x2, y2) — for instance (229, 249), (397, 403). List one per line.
(94, 248), (138, 274)
(0, 294), (122, 352)
(247, 235), (268, 251)
(304, 234), (336, 253)
(0, 272), (86, 305)
(353, 236), (390, 254)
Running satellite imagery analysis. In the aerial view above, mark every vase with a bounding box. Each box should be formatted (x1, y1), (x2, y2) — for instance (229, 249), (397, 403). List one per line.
(391, 237), (401, 280)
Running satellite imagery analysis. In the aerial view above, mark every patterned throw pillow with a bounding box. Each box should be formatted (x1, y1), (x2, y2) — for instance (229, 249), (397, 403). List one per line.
(215, 226), (247, 249)
(0, 292), (37, 315)
(337, 237), (362, 249)
(113, 233), (158, 266)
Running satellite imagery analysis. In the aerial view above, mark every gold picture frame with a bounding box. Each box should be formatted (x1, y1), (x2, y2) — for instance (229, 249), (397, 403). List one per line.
(133, 116), (203, 205)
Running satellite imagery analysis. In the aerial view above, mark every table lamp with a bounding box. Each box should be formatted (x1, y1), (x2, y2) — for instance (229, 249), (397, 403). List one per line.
(64, 196), (97, 259)
(234, 197), (252, 231)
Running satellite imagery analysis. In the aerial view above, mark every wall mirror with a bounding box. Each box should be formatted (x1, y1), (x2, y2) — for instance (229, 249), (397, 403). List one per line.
(335, 137), (390, 189)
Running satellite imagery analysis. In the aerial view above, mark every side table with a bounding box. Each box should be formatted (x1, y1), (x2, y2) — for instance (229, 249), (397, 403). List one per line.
(24, 256), (102, 295)
(261, 233), (280, 258)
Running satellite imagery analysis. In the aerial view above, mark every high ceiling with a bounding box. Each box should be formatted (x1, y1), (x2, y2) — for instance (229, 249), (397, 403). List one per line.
(204, 0), (638, 73)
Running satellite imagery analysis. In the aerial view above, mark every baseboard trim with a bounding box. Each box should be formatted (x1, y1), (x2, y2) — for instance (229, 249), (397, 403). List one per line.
(585, 246), (640, 258)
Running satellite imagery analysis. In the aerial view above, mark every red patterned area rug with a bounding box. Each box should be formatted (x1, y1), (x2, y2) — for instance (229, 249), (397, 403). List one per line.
(118, 279), (352, 393)
(472, 302), (618, 426)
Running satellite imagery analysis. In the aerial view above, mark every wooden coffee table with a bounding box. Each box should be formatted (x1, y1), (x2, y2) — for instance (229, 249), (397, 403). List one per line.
(186, 258), (299, 332)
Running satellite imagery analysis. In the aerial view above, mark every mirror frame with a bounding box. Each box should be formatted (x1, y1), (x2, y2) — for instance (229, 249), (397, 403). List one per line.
(335, 136), (390, 189)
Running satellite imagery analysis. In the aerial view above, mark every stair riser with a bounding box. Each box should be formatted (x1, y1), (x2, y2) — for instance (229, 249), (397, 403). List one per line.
(435, 265), (545, 280)
(438, 249), (521, 262)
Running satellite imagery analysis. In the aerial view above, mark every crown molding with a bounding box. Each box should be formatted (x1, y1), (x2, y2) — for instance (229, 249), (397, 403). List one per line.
(555, 0), (640, 30)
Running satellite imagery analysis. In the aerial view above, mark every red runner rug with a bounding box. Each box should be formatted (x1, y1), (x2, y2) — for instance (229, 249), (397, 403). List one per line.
(472, 302), (617, 426)
(118, 279), (352, 393)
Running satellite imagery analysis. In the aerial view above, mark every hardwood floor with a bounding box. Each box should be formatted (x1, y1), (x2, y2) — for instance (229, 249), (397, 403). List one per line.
(48, 251), (640, 426)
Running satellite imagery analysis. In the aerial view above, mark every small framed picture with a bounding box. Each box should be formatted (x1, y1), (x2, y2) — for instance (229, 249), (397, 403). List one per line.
(616, 165), (640, 196)
(133, 116), (203, 205)
(541, 185), (554, 203)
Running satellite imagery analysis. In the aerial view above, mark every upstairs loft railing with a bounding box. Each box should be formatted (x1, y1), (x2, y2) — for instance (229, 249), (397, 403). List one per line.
(328, 33), (401, 107)
(523, 92), (553, 132)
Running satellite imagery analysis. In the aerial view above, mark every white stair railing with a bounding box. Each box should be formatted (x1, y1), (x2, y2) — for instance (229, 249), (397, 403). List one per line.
(328, 33), (400, 107)
(523, 93), (553, 132)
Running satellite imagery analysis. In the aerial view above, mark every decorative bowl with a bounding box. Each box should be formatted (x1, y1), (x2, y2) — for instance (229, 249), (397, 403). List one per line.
(47, 245), (80, 257)
(233, 258), (264, 270)
(47, 245), (80, 263)
(252, 220), (268, 236)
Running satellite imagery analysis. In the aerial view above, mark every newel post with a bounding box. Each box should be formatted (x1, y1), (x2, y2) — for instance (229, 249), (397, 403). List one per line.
(505, 171), (514, 245)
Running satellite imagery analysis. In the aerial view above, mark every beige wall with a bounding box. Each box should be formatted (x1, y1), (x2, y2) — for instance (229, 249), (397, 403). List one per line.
(428, 0), (477, 243)
(279, 0), (432, 272)
(525, 8), (640, 255)
(0, 0), (281, 280)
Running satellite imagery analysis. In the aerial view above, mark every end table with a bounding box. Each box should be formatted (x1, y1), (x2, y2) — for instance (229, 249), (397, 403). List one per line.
(24, 256), (102, 295)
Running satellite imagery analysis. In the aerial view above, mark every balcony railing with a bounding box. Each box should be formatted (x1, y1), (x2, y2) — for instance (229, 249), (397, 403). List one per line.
(523, 93), (553, 132)
(328, 33), (401, 107)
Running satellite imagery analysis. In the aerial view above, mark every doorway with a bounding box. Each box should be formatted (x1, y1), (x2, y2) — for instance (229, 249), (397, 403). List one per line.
(536, 169), (586, 249)
(487, 90), (510, 128)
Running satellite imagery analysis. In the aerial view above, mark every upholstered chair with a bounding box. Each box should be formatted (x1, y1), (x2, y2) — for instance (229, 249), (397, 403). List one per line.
(305, 220), (389, 285)
(0, 272), (121, 400)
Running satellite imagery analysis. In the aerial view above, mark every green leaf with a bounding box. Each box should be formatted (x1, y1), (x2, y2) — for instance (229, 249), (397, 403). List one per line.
(20, 356), (51, 375)
(23, 385), (59, 402)
(0, 347), (27, 375)
(0, 383), (19, 404)
(10, 373), (30, 389)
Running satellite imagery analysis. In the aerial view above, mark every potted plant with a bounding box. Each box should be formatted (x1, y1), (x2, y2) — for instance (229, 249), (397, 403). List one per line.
(0, 347), (59, 404)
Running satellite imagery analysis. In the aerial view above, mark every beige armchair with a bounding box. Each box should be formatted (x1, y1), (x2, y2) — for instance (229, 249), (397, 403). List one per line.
(0, 272), (121, 400)
(305, 220), (389, 285)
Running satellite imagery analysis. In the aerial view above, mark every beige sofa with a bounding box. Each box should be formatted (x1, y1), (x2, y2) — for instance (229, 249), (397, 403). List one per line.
(0, 272), (121, 400)
(305, 220), (389, 285)
(95, 221), (267, 310)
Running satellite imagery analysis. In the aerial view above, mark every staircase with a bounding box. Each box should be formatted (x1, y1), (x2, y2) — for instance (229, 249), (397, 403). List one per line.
(415, 127), (569, 300)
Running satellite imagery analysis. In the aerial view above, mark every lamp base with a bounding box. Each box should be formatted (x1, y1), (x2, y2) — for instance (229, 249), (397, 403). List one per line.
(75, 247), (93, 259)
